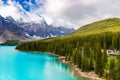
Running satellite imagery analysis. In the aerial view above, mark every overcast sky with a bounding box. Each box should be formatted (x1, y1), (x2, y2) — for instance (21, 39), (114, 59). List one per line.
(0, 0), (120, 28)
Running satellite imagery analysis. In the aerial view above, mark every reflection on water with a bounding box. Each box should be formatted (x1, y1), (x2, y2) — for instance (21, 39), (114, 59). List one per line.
(0, 46), (85, 80)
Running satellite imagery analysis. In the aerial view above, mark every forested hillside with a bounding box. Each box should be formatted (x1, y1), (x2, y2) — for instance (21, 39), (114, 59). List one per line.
(16, 18), (120, 79)
(72, 18), (120, 35)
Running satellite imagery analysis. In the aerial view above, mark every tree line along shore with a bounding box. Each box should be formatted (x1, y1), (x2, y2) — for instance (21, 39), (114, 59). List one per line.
(16, 31), (120, 80)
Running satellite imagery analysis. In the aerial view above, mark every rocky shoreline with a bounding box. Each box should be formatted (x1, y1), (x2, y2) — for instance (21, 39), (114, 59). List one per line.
(60, 58), (104, 80)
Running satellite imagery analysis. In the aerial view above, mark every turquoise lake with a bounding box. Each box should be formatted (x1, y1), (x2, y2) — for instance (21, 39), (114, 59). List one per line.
(0, 46), (85, 80)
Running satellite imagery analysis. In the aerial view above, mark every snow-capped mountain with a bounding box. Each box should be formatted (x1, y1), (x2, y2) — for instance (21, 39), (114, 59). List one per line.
(0, 15), (75, 43)
(19, 18), (74, 38)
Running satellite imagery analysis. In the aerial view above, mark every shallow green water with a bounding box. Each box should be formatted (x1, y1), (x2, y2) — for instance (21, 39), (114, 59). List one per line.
(0, 46), (85, 80)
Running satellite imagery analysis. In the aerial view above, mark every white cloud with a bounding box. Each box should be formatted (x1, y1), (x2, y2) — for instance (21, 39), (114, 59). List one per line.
(44, 0), (66, 15)
(0, 0), (42, 23)
(1, 0), (120, 29)
(0, 2), (20, 19)
(42, 0), (120, 28)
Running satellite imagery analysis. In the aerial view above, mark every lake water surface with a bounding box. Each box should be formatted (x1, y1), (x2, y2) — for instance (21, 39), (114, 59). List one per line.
(0, 46), (85, 80)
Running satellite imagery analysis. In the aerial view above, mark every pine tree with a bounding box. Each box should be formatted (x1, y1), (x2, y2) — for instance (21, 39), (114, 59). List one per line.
(102, 50), (107, 69)
(83, 42), (90, 57)
(76, 48), (82, 68)
(72, 48), (77, 64)
(109, 59), (116, 80)
(95, 43), (104, 77)
(81, 55), (89, 72)
(89, 50), (94, 70)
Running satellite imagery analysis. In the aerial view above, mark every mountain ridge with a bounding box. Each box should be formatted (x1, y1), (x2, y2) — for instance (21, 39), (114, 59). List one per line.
(0, 15), (75, 43)
(18, 17), (75, 38)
